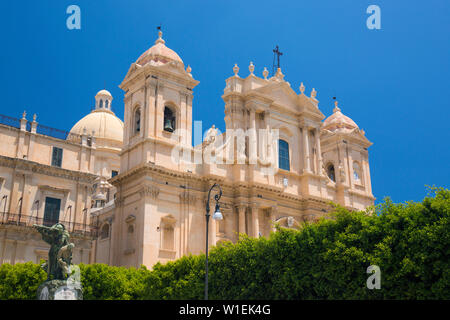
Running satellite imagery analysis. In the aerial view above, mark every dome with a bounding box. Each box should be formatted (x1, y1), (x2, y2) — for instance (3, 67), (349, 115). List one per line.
(96, 89), (112, 98)
(70, 110), (124, 144)
(70, 89), (123, 146)
(322, 101), (359, 133)
(135, 30), (184, 66)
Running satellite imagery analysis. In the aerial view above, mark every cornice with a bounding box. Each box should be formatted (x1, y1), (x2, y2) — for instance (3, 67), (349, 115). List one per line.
(0, 155), (97, 184)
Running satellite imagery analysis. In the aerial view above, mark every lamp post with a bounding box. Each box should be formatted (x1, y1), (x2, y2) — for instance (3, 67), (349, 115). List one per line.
(1, 195), (7, 224)
(17, 197), (23, 225)
(65, 205), (72, 231)
(205, 183), (223, 300)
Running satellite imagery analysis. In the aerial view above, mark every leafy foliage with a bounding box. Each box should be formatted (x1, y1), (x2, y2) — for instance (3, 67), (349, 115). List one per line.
(1, 187), (448, 299)
(0, 262), (46, 299)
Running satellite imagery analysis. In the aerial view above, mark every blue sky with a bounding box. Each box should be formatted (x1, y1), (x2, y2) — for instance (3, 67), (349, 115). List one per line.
(0, 0), (448, 204)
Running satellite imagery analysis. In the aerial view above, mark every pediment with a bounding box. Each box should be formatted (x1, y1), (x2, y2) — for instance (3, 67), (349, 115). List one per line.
(251, 81), (324, 119)
(252, 82), (299, 113)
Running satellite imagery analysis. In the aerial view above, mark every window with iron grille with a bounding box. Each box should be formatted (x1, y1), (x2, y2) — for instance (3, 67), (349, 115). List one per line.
(51, 147), (63, 167)
(279, 139), (290, 171)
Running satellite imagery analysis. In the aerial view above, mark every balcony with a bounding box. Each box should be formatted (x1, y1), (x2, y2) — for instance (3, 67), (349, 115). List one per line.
(0, 211), (99, 238)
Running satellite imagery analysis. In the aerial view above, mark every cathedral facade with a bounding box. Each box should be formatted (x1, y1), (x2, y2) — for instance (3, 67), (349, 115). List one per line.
(0, 31), (374, 268)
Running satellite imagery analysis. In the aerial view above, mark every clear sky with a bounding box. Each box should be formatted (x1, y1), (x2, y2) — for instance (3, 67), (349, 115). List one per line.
(0, 0), (448, 204)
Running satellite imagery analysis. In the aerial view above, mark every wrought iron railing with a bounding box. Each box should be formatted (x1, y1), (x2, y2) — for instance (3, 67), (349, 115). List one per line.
(0, 211), (99, 238)
(0, 114), (21, 129)
(0, 113), (90, 146)
(36, 123), (83, 143)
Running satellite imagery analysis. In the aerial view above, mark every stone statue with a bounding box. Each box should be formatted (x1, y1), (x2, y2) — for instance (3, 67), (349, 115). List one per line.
(33, 223), (83, 300)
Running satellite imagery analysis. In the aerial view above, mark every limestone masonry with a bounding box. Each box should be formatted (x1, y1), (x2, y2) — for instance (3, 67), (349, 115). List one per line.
(0, 30), (374, 268)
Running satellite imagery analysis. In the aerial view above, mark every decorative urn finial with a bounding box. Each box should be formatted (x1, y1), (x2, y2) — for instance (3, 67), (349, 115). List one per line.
(22, 110), (26, 119)
(311, 88), (317, 99)
(275, 68), (284, 80)
(233, 64), (239, 76)
(299, 82), (305, 94)
(186, 65), (192, 76)
(262, 67), (269, 80)
(33, 114), (37, 122)
(249, 61), (254, 75)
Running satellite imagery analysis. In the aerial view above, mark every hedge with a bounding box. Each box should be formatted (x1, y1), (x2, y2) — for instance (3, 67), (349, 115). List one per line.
(0, 187), (448, 299)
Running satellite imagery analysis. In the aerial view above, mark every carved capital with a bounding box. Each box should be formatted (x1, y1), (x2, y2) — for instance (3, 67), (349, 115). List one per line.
(179, 191), (197, 205)
(114, 197), (124, 207)
(139, 185), (160, 199)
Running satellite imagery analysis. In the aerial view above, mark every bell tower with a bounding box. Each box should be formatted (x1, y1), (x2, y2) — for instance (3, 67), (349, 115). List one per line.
(110, 30), (199, 268)
(119, 30), (199, 173)
(320, 100), (374, 209)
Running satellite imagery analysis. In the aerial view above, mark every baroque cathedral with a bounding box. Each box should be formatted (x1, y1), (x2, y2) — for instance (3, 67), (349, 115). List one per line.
(0, 30), (374, 268)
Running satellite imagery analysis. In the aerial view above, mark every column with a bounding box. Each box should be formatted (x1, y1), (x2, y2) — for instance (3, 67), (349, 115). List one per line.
(346, 146), (354, 189)
(155, 82), (165, 137)
(270, 206), (277, 233)
(249, 107), (257, 164)
(363, 155), (373, 195)
(180, 92), (188, 146)
(237, 205), (246, 236)
(251, 204), (259, 238)
(186, 94), (193, 147)
(147, 84), (156, 138)
(303, 127), (311, 173)
(315, 127), (323, 175)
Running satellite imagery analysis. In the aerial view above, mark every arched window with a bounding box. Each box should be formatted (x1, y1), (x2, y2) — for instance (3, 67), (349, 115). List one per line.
(134, 108), (141, 134)
(99, 99), (103, 108)
(100, 223), (110, 239)
(278, 139), (290, 171)
(163, 107), (175, 132)
(326, 163), (336, 182)
(105, 100), (109, 109)
(353, 162), (361, 183)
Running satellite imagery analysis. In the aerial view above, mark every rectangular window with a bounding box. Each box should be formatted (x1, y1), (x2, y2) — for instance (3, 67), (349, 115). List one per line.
(111, 170), (118, 178)
(43, 197), (61, 226)
(278, 140), (290, 171)
(51, 147), (63, 167)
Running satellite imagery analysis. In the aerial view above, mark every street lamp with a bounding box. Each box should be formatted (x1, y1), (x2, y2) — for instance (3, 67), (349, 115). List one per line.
(205, 183), (223, 300)
(1, 195), (7, 224)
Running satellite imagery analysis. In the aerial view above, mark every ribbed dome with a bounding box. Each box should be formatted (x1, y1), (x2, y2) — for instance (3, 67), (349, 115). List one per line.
(70, 109), (124, 144)
(322, 102), (359, 133)
(135, 30), (183, 66)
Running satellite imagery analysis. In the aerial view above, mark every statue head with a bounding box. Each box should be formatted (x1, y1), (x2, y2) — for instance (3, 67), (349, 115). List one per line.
(54, 223), (65, 231)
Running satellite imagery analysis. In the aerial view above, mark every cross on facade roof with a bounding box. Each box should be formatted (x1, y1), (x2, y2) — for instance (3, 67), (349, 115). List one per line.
(272, 45), (283, 75)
